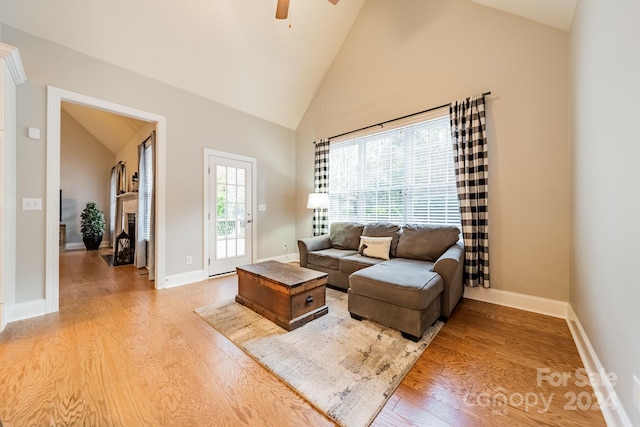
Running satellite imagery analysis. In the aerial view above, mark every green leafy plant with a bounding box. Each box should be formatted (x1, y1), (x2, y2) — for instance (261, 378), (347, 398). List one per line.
(80, 202), (106, 238)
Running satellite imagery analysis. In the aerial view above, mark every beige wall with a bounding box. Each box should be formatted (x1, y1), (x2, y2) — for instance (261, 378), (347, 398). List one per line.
(115, 121), (156, 184)
(296, 0), (570, 301)
(15, 81), (46, 302)
(60, 110), (115, 246)
(570, 0), (640, 422)
(4, 25), (297, 303)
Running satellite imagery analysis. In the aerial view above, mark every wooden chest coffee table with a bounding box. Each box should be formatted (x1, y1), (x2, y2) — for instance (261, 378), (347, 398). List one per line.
(235, 261), (328, 331)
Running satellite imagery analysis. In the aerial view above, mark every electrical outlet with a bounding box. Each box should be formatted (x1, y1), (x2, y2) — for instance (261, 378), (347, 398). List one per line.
(186, 256), (193, 265)
(634, 375), (640, 415)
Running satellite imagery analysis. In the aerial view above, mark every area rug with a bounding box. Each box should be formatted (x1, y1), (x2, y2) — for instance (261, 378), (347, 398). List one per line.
(195, 288), (443, 427)
(101, 254), (114, 267)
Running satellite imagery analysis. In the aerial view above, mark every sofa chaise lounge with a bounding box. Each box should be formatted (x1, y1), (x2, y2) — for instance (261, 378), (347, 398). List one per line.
(298, 222), (464, 341)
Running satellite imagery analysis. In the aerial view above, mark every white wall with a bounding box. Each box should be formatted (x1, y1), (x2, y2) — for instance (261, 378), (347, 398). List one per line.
(570, 0), (640, 423)
(296, 0), (570, 301)
(3, 25), (297, 304)
(60, 110), (115, 246)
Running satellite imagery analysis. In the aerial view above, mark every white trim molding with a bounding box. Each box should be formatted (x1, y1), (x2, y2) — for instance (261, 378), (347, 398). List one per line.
(165, 254), (300, 288)
(463, 286), (569, 319)
(0, 43), (27, 85)
(64, 241), (110, 251)
(0, 42), (25, 332)
(256, 254), (300, 264)
(46, 86), (167, 316)
(202, 149), (258, 278)
(163, 269), (207, 289)
(566, 305), (633, 427)
(9, 299), (46, 323)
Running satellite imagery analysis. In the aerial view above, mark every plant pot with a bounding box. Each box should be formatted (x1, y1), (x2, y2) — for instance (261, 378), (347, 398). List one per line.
(83, 235), (103, 251)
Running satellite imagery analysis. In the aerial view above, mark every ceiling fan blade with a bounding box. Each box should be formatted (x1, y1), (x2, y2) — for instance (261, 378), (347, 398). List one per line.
(276, 0), (290, 19)
(328, 0), (339, 4)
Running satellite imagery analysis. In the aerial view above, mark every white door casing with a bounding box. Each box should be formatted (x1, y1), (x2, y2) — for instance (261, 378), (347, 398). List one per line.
(204, 149), (256, 276)
(46, 87), (167, 315)
(0, 43), (26, 330)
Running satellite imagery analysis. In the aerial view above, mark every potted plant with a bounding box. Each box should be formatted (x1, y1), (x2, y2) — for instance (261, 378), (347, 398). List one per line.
(80, 202), (106, 251)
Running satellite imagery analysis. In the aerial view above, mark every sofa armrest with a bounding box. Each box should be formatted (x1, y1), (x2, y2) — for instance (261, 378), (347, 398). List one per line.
(433, 241), (464, 318)
(297, 235), (332, 267)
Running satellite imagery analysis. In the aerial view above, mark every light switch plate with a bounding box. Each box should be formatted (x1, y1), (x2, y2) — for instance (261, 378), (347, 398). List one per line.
(258, 204), (267, 212)
(28, 127), (41, 140)
(22, 198), (42, 210)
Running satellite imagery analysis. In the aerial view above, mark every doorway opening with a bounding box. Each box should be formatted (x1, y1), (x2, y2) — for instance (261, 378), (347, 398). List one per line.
(46, 87), (166, 314)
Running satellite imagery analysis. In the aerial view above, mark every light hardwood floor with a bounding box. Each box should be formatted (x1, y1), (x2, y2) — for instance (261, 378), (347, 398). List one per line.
(0, 250), (605, 426)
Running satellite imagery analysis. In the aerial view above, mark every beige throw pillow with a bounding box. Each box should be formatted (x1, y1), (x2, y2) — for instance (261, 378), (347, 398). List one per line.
(358, 236), (393, 260)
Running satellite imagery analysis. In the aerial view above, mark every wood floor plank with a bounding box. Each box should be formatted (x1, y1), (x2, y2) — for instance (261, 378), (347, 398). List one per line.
(0, 250), (606, 426)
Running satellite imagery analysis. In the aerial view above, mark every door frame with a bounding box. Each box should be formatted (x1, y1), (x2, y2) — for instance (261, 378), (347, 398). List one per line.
(46, 86), (167, 314)
(203, 149), (257, 276)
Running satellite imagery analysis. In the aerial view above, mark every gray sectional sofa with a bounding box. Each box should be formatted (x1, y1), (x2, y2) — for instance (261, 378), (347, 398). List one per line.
(297, 222), (464, 341)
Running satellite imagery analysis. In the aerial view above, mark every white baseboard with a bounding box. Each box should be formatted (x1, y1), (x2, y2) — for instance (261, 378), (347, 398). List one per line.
(65, 241), (110, 251)
(65, 242), (85, 251)
(8, 298), (46, 323)
(256, 253), (300, 263)
(163, 269), (206, 289)
(465, 287), (632, 425)
(162, 255), (300, 289)
(566, 305), (632, 427)
(463, 286), (568, 319)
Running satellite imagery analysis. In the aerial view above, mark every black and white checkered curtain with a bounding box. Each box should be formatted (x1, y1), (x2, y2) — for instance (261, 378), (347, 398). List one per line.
(450, 94), (490, 288)
(313, 139), (330, 236)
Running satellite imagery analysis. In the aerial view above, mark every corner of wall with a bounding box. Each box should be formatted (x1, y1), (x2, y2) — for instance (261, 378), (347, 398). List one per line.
(566, 304), (633, 427)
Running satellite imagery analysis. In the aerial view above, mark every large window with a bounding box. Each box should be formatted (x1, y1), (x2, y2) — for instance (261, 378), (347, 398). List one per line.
(329, 111), (460, 227)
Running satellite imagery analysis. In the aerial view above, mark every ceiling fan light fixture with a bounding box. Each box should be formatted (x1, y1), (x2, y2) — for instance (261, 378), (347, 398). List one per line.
(276, 0), (290, 19)
(276, 0), (340, 20)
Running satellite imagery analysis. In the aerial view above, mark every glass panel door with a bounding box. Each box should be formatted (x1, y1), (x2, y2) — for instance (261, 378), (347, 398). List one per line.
(209, 155), (253, 275)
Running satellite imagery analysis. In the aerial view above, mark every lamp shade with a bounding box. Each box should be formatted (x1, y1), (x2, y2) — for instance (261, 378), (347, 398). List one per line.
(307, 193), (329, 209)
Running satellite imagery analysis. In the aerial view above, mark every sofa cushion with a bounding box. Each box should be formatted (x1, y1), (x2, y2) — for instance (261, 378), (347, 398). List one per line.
(307, 248), (358, 270)
(381, 257), (435, 271)
(329, 222), (364, 250)
(349, 262), (443, 310)
(340, 254), (385, 276)
(362, 222), (401, 257)
(396, 224), (460, 262)
(358, 236), (392, 260)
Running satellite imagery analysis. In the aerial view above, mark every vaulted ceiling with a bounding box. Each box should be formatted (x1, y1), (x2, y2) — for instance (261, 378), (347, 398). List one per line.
(0, 0), (577, 130)
(62, 102), (149, 154)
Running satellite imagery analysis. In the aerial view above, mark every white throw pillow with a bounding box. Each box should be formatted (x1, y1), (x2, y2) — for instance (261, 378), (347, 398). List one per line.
(358, 236), (393, 260)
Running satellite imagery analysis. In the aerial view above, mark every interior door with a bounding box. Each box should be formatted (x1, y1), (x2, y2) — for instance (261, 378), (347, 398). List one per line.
(208, 155), (253, 276)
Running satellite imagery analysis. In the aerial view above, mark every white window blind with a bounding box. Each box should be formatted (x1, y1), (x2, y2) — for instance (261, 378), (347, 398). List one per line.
(143, 143), (153, 241)
(329, 112), (461, 228)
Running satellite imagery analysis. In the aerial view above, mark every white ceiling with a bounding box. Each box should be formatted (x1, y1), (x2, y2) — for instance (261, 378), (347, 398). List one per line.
(0, 0), (577, 130)
(0, 0), (366, 129)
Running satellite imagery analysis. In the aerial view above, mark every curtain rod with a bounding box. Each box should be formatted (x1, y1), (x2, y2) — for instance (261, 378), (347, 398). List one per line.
(321, 91), (491, 142)
(110, 133), (152, 170)
(111, 160), (125, 170)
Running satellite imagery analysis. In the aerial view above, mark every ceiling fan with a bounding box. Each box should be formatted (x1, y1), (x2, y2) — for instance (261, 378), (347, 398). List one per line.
(276, 0), (340, 20)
